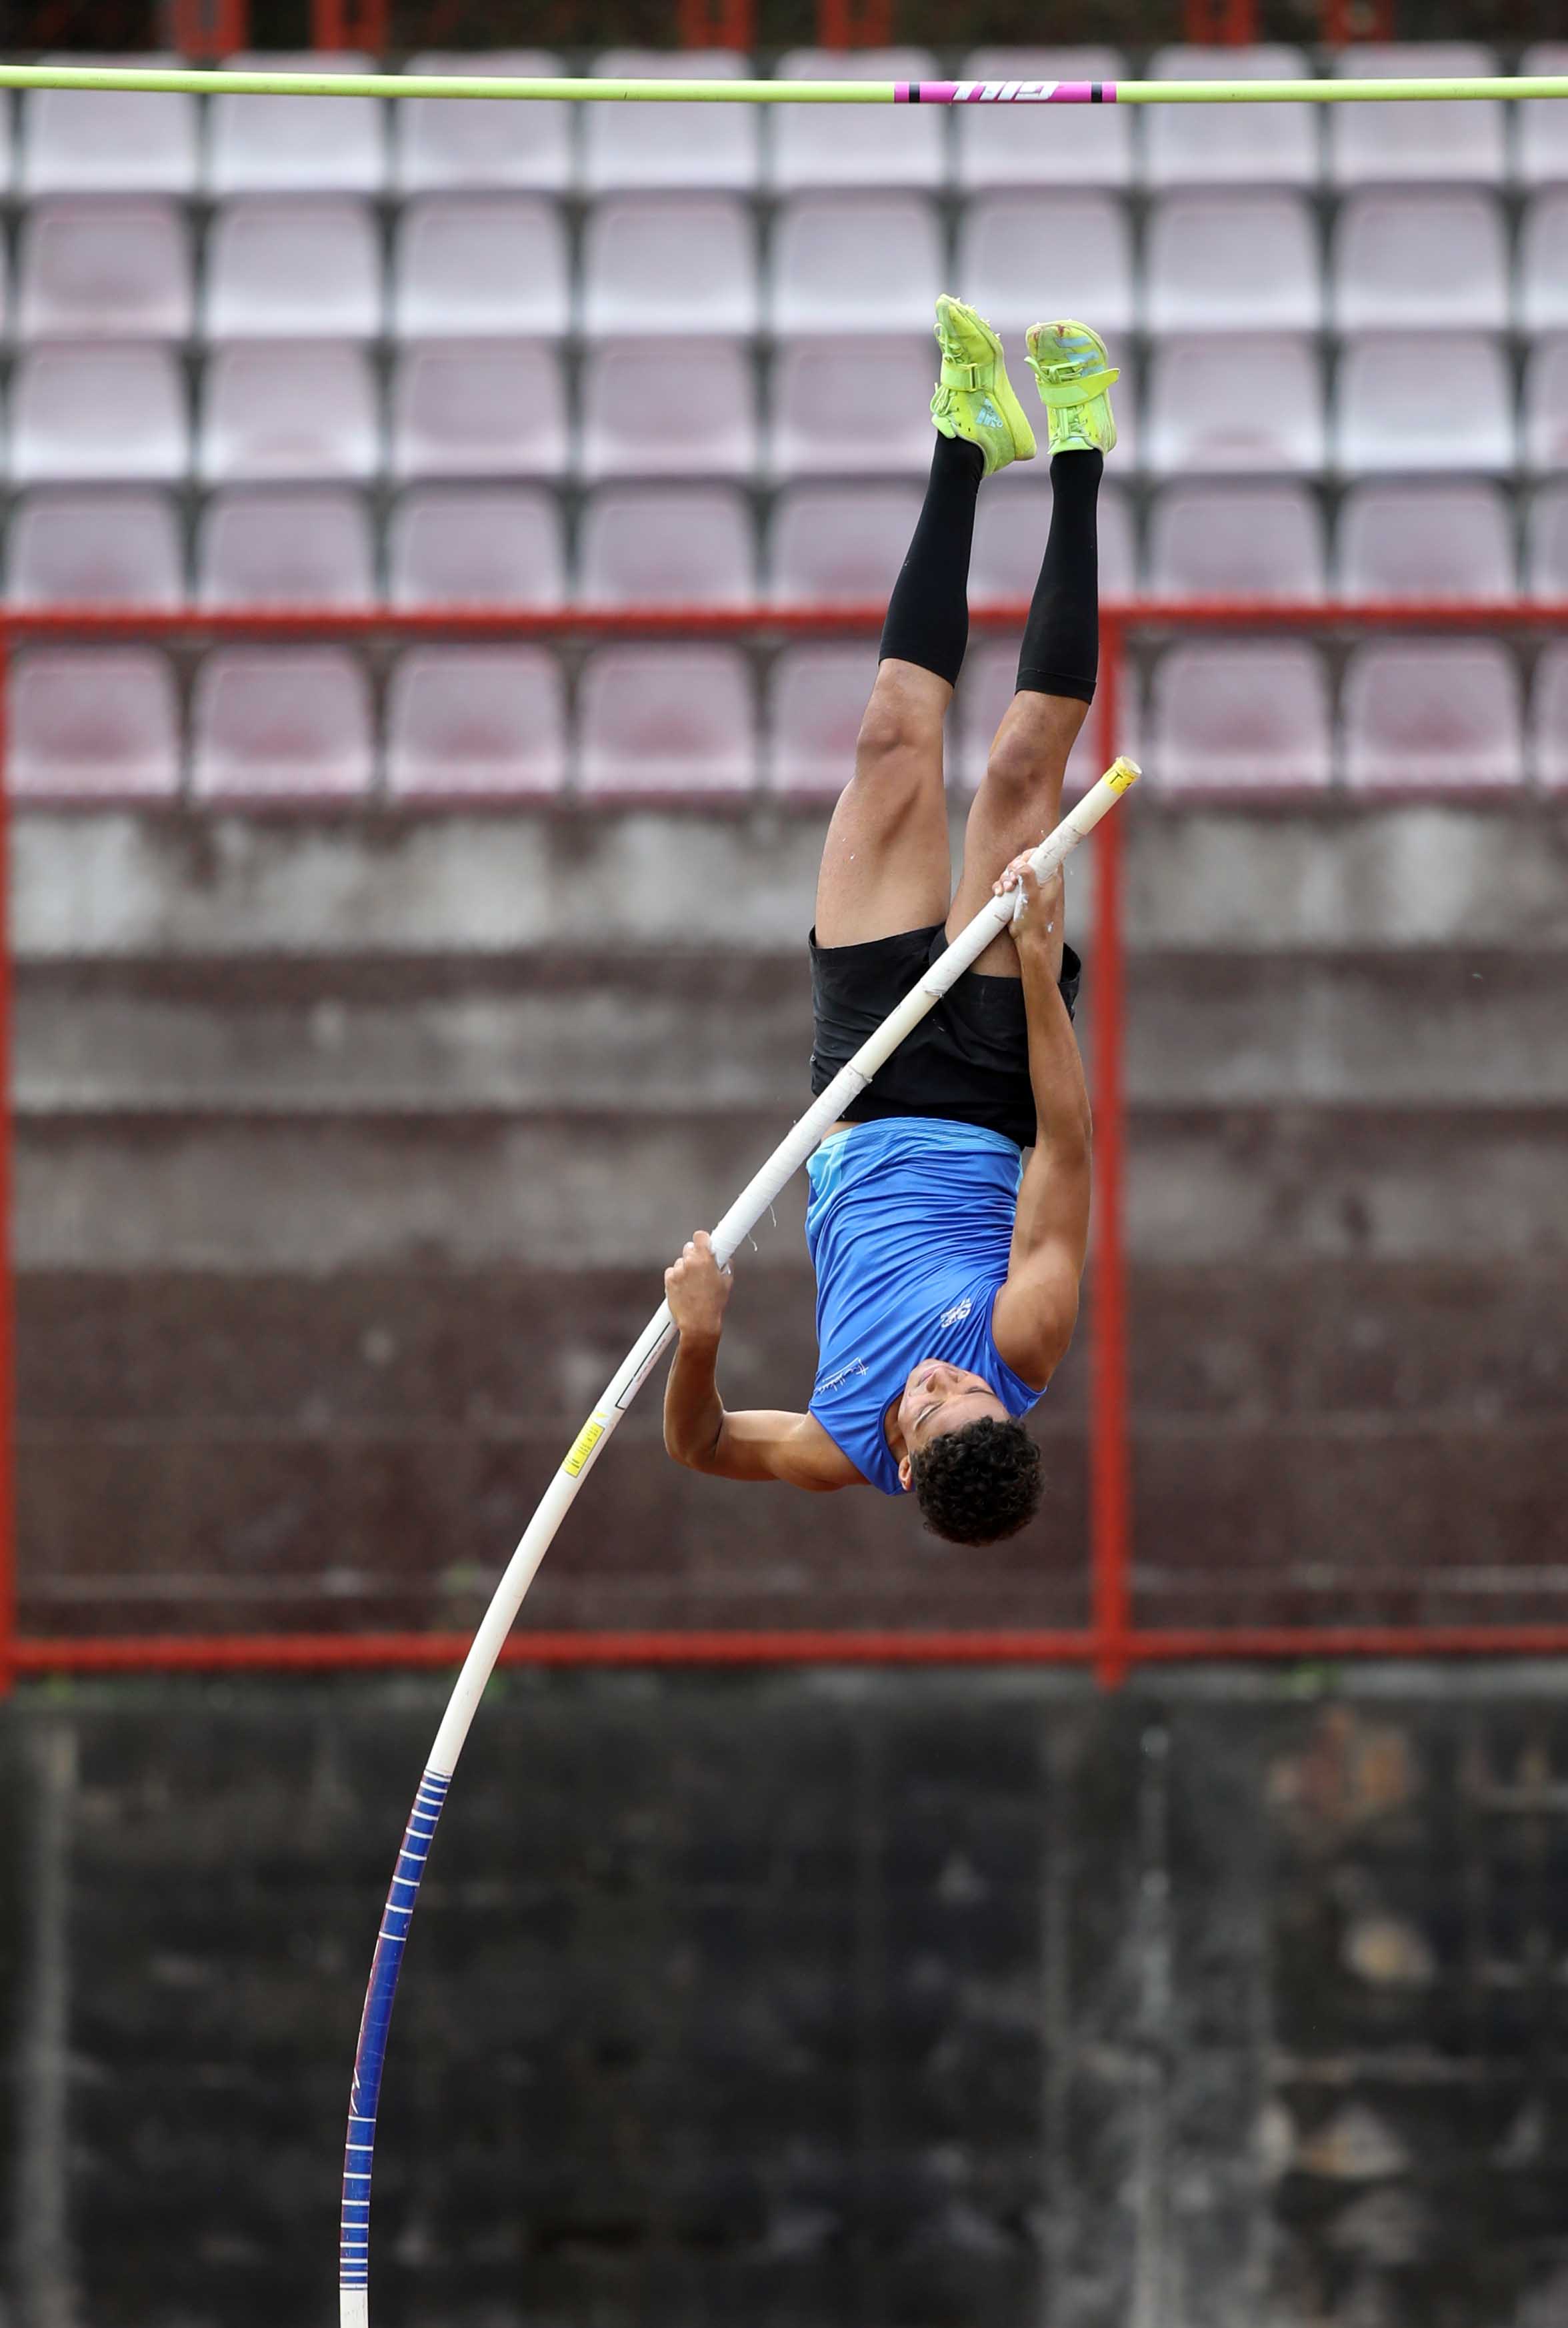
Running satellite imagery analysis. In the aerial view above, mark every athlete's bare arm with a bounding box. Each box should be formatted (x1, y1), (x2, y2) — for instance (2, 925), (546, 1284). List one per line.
(989, 860), (1093, 1391)
(663, 1232), (861, 1490)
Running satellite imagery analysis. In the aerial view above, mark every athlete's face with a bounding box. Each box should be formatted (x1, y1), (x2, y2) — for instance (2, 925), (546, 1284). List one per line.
(896, 1358), (1007, 1476)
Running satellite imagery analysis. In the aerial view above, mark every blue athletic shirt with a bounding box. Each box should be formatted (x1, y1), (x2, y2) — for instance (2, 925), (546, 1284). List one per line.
(805, 1116), (1045, 1495)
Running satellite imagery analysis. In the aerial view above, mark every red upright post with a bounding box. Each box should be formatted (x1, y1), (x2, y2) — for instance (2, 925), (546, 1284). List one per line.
(1089, 619), (1132, 1688)
(0, 634), (14, 1700)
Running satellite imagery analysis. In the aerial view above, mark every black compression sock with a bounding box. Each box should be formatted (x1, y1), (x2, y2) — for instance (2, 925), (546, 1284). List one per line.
(877, 432), (985, 688)
(1016, 449), (1103, 705)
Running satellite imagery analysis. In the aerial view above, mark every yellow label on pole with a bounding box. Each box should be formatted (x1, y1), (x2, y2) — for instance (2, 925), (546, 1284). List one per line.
(1107, 757), (1141, 793)
(563, 1418), (606, 1478)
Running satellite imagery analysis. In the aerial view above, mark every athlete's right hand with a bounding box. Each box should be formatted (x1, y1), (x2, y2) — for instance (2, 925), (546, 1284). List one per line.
(995, 852), (1064, 958)
(665, 1230), (733, 1340)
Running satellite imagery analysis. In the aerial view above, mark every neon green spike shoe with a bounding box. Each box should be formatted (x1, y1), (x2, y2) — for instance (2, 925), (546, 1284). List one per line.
(930, 295), (1036, 478)
(1024, 319), (1119, 457)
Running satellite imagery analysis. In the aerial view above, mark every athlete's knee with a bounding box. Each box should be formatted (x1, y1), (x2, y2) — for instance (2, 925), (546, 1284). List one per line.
(855, 663), (945, 773)
(983, 698), (1084, 808)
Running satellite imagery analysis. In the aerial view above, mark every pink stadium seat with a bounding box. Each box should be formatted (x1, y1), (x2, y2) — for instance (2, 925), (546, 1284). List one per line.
(579, 646), (756, 796)
(770, 338), (935, 477)
(387, 648), (567, 798)
(204, 200), (382, 339)
(970, 477), (1137, 602)
(957, 640), (1111, 797)
(19, 63), (197, 195)
(769, 483), (921, 604)
(769, 49), (943, 191)
(769, 195), (942, 335)
(9, 647), (181, 799)
(957, 193), (1132, 338)
(391, 197), (567, 339)
(1524, 339), (1568, 473)
(11, 346), (188, 483)
(1519, 193), (1568, 335)
(581, 339), (756, 479)
(1145, 46), (1317, 187)
(1343, 640), (1522, 790)
(1527, 483), (1568, 599)
(581, 195), (757, 337)
(1145, 192), (1320, 333)
(1328, 45), (1505, 185)
(1337, 482), (1514, 602)
(388, 487), (564, 608)
(769, 644), (875, 796)
(207, 55), (385, 195)
(1518, 47), (1568, 188)
(1337, 334), (1512, 473)
(197, 489), (375, 608)
(584, 50), (758, 192)
(192, 648), (374, 800)
(7, 489), (183, 607)
(1531, 644), (1568, 788)
(16, 199), (191, 341)
(389, 343), (565, 481)
(579, 486), (754, 606)
(394, 53), (571, 194)
(199, 343), (378, 483)
(1147, 483), (1325, 601)
(1145, 336), (1323, 475)
(1151, 643), (1331, 792)
(953, 49), (1130, 191)
(1330, 190), (1507, 333)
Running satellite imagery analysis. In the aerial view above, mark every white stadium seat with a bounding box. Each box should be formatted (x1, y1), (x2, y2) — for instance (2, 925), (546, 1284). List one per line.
(1525, 339), (1568, 472)
(1145, 336), (1323, 475)
(769, 195), (942, 335)
(1330, 190), (1507, 333)
(581, 337), (755, 480)
(388, 487), (565, 608)
(391, 196), (568, 340)
(956, 640), (1111, 797)
(1145, 46), (1317, 188)
(389, 343), (565, 480)
(769, 483), (921, 604)
(581, 195), (757, 337)
(207, 55), (385, 195)
(970, 476), (1137, 602)
(584, 49), (759, 192)
(1151, 642), (1331, 792)
(11, 346), (188, 483)
(204, 200), (382, 339)
(1531, 645), (1568, 788)
(197, 489), (376, 607)
(769, 645), (875, 796)
(199, 343), (379, 483)
(10, 647), (181, 799)
(1337, 482), (1515, 602)
(387, 648), (567, 798)
(17, 199), (192, 340)
(1344, 640), (1522, 790)
(1520, 194), (1568, 335)
(1328, 45), (1505, 185)
(394, 53), (571, 194)
(192, 648), (374, 800)
(1337, 334), (1513, 473)
(19, 61), (198, 195)
(1527, 483), (1568, 600)
(1518, 47), (1568, 188)
(1147, 483), (1325, 602)
(770, 339), (936, 478)
(579, 646), (756, 796)
(579, 485), (754, 606)
(1144, 192), (1320, 334)
(7, 489), (183, 607)
(770, 49), (943, 191)
(954, 49), (1130, 191)
(957, 193), (1133, 338)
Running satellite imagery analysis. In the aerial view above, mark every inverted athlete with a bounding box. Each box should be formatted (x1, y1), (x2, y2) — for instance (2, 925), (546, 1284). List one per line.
(663, 299), (1115, 1544)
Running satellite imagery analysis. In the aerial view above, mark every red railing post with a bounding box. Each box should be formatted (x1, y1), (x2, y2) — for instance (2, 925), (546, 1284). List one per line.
(0, 626), (13, 1700)
(1090, 616), (1133, 1688)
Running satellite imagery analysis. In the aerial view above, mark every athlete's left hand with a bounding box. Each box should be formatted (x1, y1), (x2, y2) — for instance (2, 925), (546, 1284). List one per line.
(665, 1230), (733, 1342)
(995, 853), (1063, 955)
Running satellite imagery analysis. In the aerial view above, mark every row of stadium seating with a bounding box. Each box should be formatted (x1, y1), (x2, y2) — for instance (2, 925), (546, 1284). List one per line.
(12, 638), (1568, 800)
(3, 46), (1568, 194)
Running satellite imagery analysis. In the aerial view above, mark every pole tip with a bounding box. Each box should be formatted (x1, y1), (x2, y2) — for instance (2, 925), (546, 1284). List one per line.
(1105, 756), (1141, 794)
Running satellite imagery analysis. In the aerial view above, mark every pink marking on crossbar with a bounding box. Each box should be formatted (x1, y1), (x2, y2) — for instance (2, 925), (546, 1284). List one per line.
(904, 79), (1115, 103)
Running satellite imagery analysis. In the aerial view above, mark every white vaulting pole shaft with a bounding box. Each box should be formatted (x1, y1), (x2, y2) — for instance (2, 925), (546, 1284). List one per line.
(338, 755), (1140, 2328)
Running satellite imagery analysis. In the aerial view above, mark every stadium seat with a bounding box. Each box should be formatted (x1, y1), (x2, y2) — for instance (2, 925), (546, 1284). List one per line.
(387, 648), (567, 798)
(1337, 334), (1513, 473)
(581, 195), (757, 337)
(1144, 336), (1323, 475)
(1531, 644), (1568, 787)
(769, 50), (943, 191)
(1328, 45), (1505, 185)
(769, 195), (942, 335)
(970, 476), (1137, 602)
(1519, 193), (1568, 334)
(9, 646), (181, 799)
(1144, 46), (1317, 187)
(957, 193), (1133, 337)
(769, 644), (877, 796)
(0, 91), (9, 195)
(1330, 190), (1507, 332)
(579, 485), (755, 606)
(16, 199), (193, 340)
(583, 49), (759, 192)
(199, 343), (379, 483)
(956, 640), (1111, 796)
(394, 53), (571, 193)
(6, 490), (183, 608)
(196, 489), (376, 607)
(1526, 483), (1568, 599)
(204, 200), (383, 339)
(1524, 339), (1568, 472)
(18, 63), (198, 195)
(388, 487), (565, 608)
(1518, 47), (1568, 188)
(1146, 483), (1325, 601)
(953, 49), (1131, 191)
(11, 346), (188, 483)
(1151, 642), (1332, 792)
(1144, 192), (1320, 333)
(581, 339), (757, 479)
(391, 197), (568, 339)
(579, 645), (756, 796)
(769, 482), (921, 604)
(207, 55), (385, 195)
(1337, 481), (1515, 601)
(1343, 640), (1522, 790)
(191, 648), (374, 800)
(389, 343), (565, 480)
(770, 339), (935, 478)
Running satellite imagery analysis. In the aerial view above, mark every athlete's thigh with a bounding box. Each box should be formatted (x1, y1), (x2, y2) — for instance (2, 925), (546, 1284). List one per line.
(814, 660), (953, 948)
(945, 690), (1085, 972)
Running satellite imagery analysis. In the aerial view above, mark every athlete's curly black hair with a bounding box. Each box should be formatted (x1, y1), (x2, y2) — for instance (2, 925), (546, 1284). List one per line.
(908, 1415), (1043, 1546)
